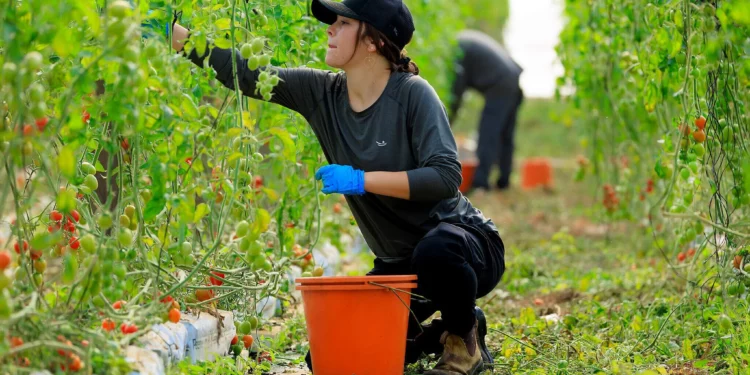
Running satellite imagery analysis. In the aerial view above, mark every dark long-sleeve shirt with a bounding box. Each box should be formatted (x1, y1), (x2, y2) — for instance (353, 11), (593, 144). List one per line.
(450, 30), (523, 120)
(186, 46), (498, 262)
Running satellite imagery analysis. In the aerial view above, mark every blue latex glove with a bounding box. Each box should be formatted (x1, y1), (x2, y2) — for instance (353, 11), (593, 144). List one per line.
(314, 165), (366, 196)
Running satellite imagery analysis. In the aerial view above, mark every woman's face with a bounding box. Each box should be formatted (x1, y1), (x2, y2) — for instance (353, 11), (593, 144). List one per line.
(325, 16), (374, 69)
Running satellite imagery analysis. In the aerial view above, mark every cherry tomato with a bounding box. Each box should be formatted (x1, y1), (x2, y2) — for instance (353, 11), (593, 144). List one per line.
(195, 289), (215, 302)
(35, 117), (48, 132)
(69, 355), (83, 371)
(0, 251), (11, 270)
(10, 337), (23, 347)
(50, 210), (63, 222)
(692, 129), (706, 143)
(30, 249), (42, 260)
(69, 236), (80, 250)
(243, 334), (254, 349)
(168, 308), (181, 323)
(209, 272), (225, 286)
(101, 319), (116, 331)
(695, 115), (706, 130)
(34, 259), (47, 273)
(14, 240), (28, 254)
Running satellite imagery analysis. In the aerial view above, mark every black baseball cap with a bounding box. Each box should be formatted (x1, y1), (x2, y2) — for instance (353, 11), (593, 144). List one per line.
(311, 0), (415, 51)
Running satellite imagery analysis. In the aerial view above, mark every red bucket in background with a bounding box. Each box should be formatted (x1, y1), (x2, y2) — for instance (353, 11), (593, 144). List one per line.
(459, 158), (478, 194)
(521, 157), (553, 190)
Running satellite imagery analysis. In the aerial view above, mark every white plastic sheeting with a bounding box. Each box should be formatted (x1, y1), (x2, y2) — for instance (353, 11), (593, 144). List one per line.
(127, 310), (236, 375)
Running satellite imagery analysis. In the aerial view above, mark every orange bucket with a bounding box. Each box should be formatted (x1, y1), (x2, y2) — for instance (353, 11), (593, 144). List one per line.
(296, 275), (418, 375)
(459, 159), (478, 194)
(521, 158), (553, 190)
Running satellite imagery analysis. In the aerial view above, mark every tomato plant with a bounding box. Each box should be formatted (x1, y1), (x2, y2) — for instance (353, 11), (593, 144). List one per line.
(558, 0), (749, 371)
(0, 0), (499, 371)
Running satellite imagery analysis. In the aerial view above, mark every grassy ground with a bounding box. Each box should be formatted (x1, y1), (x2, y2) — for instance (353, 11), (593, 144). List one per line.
(404, 97), (748, 375)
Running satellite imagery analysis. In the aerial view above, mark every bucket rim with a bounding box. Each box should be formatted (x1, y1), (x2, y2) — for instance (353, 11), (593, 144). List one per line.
(295, 274), (417, 287)
(295, 282), (418, 291)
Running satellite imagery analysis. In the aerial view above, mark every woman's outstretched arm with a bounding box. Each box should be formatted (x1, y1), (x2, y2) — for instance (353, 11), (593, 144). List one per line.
(169, 23), (333, 120)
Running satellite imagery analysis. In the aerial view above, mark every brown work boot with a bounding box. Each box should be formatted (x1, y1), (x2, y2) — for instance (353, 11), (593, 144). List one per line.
(424, 322), (483, 375)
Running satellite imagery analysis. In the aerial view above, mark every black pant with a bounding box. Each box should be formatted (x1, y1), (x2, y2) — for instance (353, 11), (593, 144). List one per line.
(367, 222), (505, 336)
(472, 87), (524, 190)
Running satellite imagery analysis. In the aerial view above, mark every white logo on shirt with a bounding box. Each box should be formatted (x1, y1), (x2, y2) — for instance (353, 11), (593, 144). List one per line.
(376, 141), (387, 147)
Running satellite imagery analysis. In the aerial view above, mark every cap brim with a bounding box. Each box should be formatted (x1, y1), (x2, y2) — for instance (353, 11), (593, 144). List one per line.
(311, 0), (362, 25)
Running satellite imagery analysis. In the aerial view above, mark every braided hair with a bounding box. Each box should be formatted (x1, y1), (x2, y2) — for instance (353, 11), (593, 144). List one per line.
(357, 22), (419, 75)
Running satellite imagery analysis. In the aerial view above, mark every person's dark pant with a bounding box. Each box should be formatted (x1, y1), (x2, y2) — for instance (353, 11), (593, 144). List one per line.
(368, 222), (505, 336)
(472, 87), (524, 190)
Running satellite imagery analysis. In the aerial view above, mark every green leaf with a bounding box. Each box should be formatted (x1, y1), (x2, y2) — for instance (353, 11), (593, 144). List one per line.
(682, 339), (695, 360)
(519, 307), (536, 325)
(193, 203), (209, 223)
(214, 37), (233, 49)
(262, 188), (279, 201)
(227, 152), (244, 165)
(56, 188), (77, 213)
(194, 32), (207, 58)
(58, 145), (76, 180)
(669, 32), (682, 57)
(693, 360), (708, 369)
(631, 315), (642, 332)
(269, 128), (296, 161)
(62, 254), (78, 284)
(251, 208), (271, 238)
(729, 1), (750, 26)
(181, 94), (199, 119)
(143, 159), (167, 221)
(215, 18), (231, 30)
(31, 230), (62, 250)
(242, 111), (254, 131)
(75, 2), (101, 33)
(52, 28), (73, 58)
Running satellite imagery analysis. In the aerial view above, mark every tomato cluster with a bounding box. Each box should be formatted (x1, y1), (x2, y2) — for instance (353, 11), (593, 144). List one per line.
(602, 184), (619, 213)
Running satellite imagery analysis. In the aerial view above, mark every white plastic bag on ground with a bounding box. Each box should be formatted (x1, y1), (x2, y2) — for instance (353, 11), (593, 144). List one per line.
(125, 345), (166, 375)
(137, 322), (189, 365)
(181, 310), (235, 363)
(256, 296), (280, 320)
